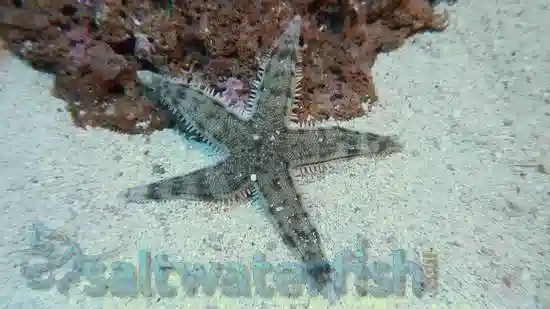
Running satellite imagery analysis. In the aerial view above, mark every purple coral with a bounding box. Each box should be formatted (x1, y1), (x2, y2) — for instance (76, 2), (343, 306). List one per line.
(68, 43), (90, 68)
(66, 25), (91, 43)
(221, 77), (244, 106)
(66, 25), (92, 68)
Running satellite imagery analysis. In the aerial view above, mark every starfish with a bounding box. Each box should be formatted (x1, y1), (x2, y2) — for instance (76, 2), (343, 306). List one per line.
(122, 15), (403, 289)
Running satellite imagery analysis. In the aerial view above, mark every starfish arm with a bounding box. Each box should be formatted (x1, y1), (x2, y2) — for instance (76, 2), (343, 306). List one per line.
(251, 165), (332, 286)
(122, 158), (251, 202)
(283, 127), (403, 167)
(252, 16), (303, 127)
(137, 71), (249, 147)
(173, 88), (252, 147)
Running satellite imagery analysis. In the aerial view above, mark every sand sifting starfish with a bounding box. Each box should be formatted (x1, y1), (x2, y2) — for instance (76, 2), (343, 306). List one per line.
(122, 15), (403, 289)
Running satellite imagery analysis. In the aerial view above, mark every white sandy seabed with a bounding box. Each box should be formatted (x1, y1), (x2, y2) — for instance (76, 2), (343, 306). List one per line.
(1, 0), (549, 308)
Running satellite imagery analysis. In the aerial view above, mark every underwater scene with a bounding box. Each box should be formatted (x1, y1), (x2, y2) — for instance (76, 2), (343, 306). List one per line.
(0, 0), (549, 308)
